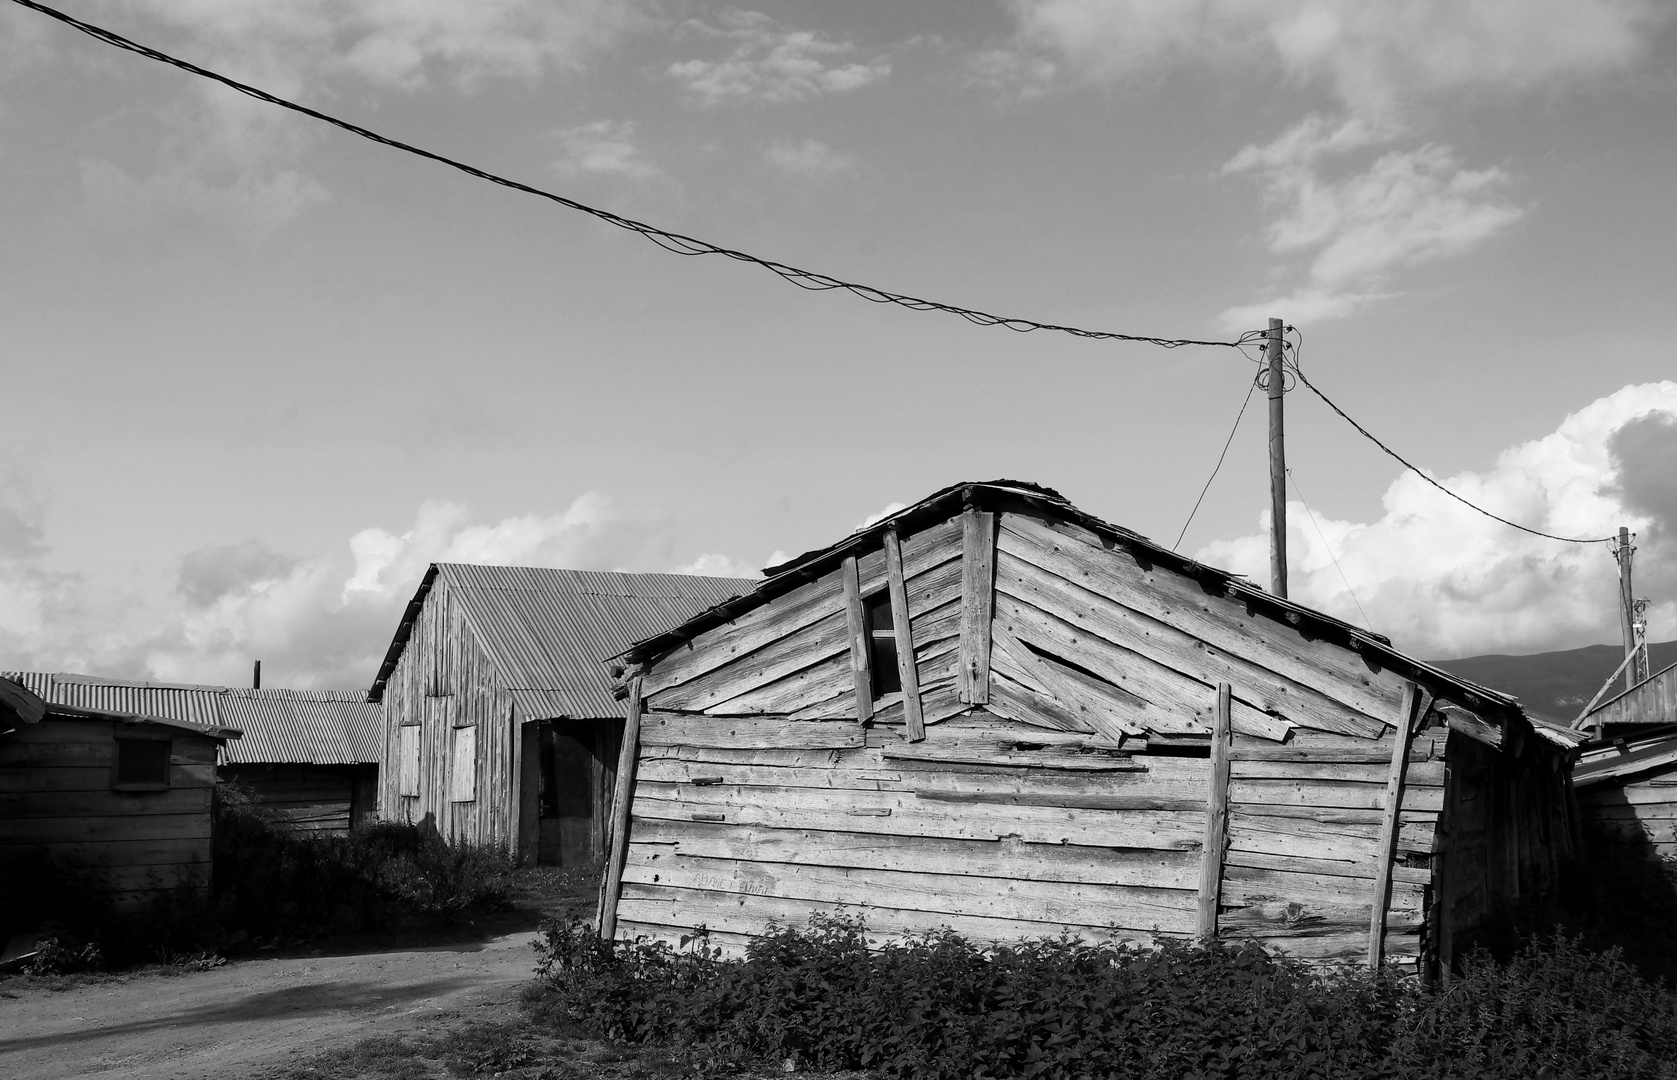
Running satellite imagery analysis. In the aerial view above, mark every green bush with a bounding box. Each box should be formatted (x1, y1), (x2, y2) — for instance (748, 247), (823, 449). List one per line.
(532, 917), (1677, 1080)
(211, 787), (515, 943)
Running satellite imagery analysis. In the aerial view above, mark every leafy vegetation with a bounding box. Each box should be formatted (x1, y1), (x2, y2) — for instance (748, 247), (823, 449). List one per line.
(530, 916), (1677, 1080)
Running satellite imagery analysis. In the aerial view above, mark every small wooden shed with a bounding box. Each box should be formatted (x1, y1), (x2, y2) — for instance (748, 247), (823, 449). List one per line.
(0, 676), (240, 933)
(597, 481), (1580, 972)
(369, 564), (753, 863)
(1572, 662), (1677, 859)
(5, 673), (381, 835)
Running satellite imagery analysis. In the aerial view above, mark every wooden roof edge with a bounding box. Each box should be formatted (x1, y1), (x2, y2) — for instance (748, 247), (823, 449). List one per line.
(367, 563), (442, 704)
(615, 480), (1527, 726)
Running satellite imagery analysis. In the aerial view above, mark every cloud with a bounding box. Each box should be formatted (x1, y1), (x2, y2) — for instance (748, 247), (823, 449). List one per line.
(551, 120), (662, 182)
(1218, 117), (1524, 327)
(21, 1), (642, 236)
(762, 137), (855, 178)
(668, 9), (890, 107)
(998, 2), (1665, 321)
(856, 501), (909, 530)
(670, 553), (764, 578)
(1196, 381), (1677, 662)
(1007, 0), (1666, 118)
(0, 491), (762, 690)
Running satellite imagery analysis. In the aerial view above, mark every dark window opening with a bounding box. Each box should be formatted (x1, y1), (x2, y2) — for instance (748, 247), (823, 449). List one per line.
(113, 737), (171, 788)
(864, 591), (901, 699)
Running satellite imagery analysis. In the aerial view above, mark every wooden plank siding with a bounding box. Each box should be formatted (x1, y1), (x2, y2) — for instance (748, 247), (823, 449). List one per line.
(377, 577), (516, 848)
(0, 717), (220, 923)
(221, 763), (375, 834)
(608, 497), (1574, 972)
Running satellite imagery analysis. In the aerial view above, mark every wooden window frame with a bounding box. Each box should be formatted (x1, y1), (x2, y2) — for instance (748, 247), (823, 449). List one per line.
(110, 730), (172, 792)
(450, 725), (477, 803)
(397, 723), (422, 797)
(861, 589), (901, 700)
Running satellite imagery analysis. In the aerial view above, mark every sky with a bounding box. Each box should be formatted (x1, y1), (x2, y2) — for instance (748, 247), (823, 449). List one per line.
(1, 0), (1675, 690)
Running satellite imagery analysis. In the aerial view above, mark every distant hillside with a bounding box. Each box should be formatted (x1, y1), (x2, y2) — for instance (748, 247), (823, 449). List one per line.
(1432, 640), (1677, 723)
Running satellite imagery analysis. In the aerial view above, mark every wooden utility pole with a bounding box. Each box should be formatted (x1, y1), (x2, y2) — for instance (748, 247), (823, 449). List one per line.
(1267, 317), (1288, 599)
(1616, 527), (1639, 693)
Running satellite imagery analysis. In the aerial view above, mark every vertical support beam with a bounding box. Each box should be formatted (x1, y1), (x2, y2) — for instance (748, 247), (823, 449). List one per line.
(507, 697), (523, 861)
(1368, 681), (1433, 968)
(884, 528), (925, 742)
(841, 555), (874, 723)
(1196, 682), (1234, 939)
(957, 508), (997, 705)
(596, 675), (643, 941)
(1267, 316), (1288, 599)
(1617, 526), (1639, 694)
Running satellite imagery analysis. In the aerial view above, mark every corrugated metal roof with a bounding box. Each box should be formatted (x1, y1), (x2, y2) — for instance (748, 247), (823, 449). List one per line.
(368, 564), (755, 719)
(2, 673), (371, 764)
(0, 674), (240, 740)
(220, 689), (381, 765)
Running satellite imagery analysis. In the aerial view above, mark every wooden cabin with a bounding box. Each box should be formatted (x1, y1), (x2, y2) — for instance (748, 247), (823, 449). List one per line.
(369, 564), (753, 863)
(1573, 662), (1677, 859)
(0, 676), (240, 934)
(4, 673), (380, 835)
(597, 481), (1581, 973)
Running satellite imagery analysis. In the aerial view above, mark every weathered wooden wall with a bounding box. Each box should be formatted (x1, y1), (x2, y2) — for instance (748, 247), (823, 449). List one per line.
(1575, 734), (1677, 861)
(608, 505), (1560, 966)
(377, 578), (516, 849)
(222, 763), (377, 835)
(0, 718), (217, 924)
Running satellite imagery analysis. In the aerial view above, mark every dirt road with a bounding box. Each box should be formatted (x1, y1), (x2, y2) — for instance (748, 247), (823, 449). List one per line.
(0, 931), (540, 1079)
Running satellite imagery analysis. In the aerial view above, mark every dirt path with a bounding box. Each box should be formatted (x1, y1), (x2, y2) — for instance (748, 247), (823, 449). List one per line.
(0, 931), (540, 1079)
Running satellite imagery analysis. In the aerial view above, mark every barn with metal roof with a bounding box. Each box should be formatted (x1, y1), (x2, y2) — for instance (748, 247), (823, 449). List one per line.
(369, 564), (754, 864)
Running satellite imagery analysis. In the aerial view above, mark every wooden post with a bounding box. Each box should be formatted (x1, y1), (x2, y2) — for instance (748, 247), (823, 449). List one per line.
(957, 508), (996, 705)
(1196, 682), (1234, 939)
(596, 675), (644, 941)
(1368, 681), (1432, 967)
(1267, 316), (1288, 599)
(884, 528), (926, 742)
(841, 556), (874, 723)
(1617, 527), (1639, 694)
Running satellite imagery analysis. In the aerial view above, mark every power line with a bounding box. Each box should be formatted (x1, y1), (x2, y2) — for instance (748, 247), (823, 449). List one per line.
(1286, 466), (1374, 631)
(1282, 329), (1614, 545)
(10, 0), (1264, 354)
(1173, 371), (1258, 551)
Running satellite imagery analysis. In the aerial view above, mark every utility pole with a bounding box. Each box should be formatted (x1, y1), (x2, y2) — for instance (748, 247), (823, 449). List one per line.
(1615, 528), (1639, 693)
(1267, 317), (1288, 599)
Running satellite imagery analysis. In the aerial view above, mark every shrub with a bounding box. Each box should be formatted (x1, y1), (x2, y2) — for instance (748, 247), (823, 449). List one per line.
(532, 918), (1677, 1080)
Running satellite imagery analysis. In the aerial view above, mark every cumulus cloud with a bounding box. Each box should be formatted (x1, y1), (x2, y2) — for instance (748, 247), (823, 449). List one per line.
(30, 1), (641, 236)
(1197, 381), (1677, 662)
(1218, 117), (1524, 327)
(668, 9), (890, 107)
(999, 1), (1667, 324)
(856, 501), (909, 530)
(670, 552), (764, 578)
(1008, 0), (1664, 118)
(551, 120), (662, 182)
(0, 491), (762, 690)
(762, 137), (855, 178)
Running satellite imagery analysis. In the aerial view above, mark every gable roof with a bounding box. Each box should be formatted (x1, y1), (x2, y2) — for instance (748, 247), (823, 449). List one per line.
(3, 672), (367, 762)
(619, 479), (1526, 723)
(369, 564), (756, 719)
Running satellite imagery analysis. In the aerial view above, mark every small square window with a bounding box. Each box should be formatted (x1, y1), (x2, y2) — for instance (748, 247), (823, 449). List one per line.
(863, 592), (902, 699)
(113, 737), (171, 790)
